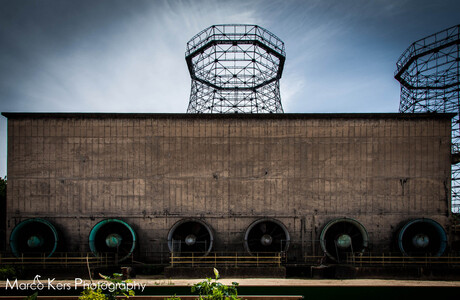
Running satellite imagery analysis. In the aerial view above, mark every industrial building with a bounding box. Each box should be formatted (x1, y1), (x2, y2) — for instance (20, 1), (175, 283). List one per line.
(2, 112), (452, 263)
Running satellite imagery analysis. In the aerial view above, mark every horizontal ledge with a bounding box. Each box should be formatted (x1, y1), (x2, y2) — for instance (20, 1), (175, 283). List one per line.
(1, 112), (455, 120)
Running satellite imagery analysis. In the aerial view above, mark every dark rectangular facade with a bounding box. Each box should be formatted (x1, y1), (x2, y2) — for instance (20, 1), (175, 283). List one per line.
(2, 113), (453, 260)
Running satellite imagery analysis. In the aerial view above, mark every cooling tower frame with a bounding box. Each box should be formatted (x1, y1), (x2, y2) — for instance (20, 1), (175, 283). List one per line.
(185, 24), (285, 113)
(395, 24), (460, 212)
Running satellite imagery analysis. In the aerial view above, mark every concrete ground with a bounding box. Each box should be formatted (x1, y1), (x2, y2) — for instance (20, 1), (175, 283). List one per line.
(2, 278), (460, 288)
(135, 278), (460, 287)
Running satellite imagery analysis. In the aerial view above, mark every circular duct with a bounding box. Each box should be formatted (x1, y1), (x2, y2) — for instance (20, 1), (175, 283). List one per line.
(10, 218), (59, 258)
(167, 219), (214, 255)
(320, 218), (369, 262)
(244, 219), (290, 254)
(398, 218), (447, 257)
(89, 219), (136, 262)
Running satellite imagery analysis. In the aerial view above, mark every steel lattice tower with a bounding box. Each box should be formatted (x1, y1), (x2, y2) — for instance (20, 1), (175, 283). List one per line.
(185, 24), (285, 113)
(395, 24), (460, 212)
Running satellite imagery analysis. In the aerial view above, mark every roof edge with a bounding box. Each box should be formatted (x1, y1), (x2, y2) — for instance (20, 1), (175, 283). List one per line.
(1, 112), (455, 120)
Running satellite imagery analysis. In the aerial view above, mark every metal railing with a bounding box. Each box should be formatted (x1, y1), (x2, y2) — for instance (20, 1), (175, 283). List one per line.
(0, 252), (114, 268)
(170, 252), (283, 267)
(345, 253), (460, 267)
(303, 255), (325, 265)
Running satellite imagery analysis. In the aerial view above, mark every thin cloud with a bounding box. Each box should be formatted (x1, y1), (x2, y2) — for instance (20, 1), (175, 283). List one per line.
(0, 0), (459, 177)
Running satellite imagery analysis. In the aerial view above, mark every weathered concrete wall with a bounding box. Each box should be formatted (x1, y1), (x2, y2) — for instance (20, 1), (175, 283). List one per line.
(3, 113), (452, 259)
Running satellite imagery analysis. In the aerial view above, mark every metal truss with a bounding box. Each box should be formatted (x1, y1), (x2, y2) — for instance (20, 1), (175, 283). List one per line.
(185, 24), (285, 113)
(395, 24), (460, 212)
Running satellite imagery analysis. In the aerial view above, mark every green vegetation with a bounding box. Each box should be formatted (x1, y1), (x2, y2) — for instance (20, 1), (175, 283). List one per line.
(0, 176), (6, 200)
(78, 273), (135, 300)
(191, 268), (239, 300)
(0, 265), (16, 280)
(78, 289), (107, 300)
(453, 212), (460, 223)
(24, 292), (38, 300)
(164, 268), (240, 300)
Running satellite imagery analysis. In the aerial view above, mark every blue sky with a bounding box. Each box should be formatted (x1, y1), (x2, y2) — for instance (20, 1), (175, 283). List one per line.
(1, 0), (459, 177)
